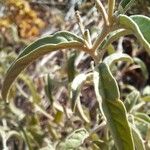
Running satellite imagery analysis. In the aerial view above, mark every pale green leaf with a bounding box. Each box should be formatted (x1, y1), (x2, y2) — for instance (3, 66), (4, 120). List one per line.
(44, 74), (54, 105)
(131, 125), (145, 150)
(131, 15), (150, 44)
(95, 63), (134, 150)
(67, 51), (77, 83)
(96, 63), (120, 101)
(143, 86), (150, 96)
(2, 31), (85, 101)
(19, 74), (41, 104)
(141, 96), (150, 102)
(124, 90), (140, 112)
(135, 112), (150, 125)
(71, 73), (90, 123)
(133, 57), (149, 80)
(56, 128), (89, 150)
(118, 0), (135, 13)
(118, 15), (150, 55)
(102, 29), (132, 50)
(103, 52), (133, 68)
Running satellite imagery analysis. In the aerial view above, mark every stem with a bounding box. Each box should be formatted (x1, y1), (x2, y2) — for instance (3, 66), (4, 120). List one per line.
(95, 0), (109, 26)
(20, 126), (33, 150)
(108, 0), (116, 25)
(75, 11), (85, 36)
(89, 121), (106, 136)
(92, 26), (109, 52)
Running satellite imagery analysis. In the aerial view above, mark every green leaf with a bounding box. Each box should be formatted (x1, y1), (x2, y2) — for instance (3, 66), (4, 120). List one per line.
(103, 52), (133, 68)
(124, 90), (140, 112)
(131, 125), (145, 150)
(118, 15), (150, 55)
(102, 29), (132, 50)
(2, 31), (85, 101)
(118, 0), (135, 13)
(97, 63), (120, 101)
(135, 112), (150, 125)
(67, 51), (77, 83)
(133, 57), (149, 80)
(44, 74), (54, 105)
(19, 74), (41, 104)
(71, 73), (90, 123)
(56, 128), (89, 150)
(94, 63), (134, 150)
(131, 15), (150, 44)
(141, 96), (150, 102)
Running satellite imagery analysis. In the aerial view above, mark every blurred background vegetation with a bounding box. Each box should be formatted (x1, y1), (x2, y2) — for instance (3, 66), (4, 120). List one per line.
(0, 0), (149, 149)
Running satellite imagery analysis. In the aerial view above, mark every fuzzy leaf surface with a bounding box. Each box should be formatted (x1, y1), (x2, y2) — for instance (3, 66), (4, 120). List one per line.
(56, 128), (89, 150)
(95, 63), (134, 150)
(103, 52), (133, 68)
(119, 0), (135, 13)
(118, 15), (150, 55)
(2, 31), (85, 101)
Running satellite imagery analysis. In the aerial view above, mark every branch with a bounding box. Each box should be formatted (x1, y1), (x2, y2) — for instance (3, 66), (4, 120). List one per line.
(108, 0), (116, 25)
(92, 26), (109, 51)
(95, 0), (109, 26)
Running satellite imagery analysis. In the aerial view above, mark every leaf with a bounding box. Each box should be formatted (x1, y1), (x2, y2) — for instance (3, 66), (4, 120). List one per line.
(19, 74), (41, 104)
(71, 73), (90, 123)
(71, 73), (87, 110)
(67, 51), (77, 83)
(143, 86), (150, 96)
(131, 125), (145, 150)
(135, 112), (150, 125)
(118, 15), (150, 55)
(142, 96), (150, 102)
(2, 31), (85, 101)
(97, 63), (120, 101)
(131, 15), (150, 44)
(133, 57), (149, 80)
(103, 52), (133, 68)
(56, 128), (89, 150)
(102, 29), (132, 50)
(124, 90), (140, 112)
(95, 63), (134, 150)
(44, 74), (54, 105)
(118, 0), (135, 13)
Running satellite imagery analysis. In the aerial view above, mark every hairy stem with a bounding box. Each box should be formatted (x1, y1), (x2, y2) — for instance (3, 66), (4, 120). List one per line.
(92, 26), (110, 52)
(108, 0), (116, 25)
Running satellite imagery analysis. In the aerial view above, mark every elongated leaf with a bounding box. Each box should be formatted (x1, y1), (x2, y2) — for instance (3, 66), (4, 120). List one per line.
(142, 96), (150, 102)
(143, 86), (150, 96)
(67, 51), (77, 83)
(118, 15), (150, 55)
(135, 112), (150, 125)
(97, 63), (120, 101)
(131, 15), (150, 43)
(102, 29), (132, 50)
(19, 74), (41, 104)
(44, 74), (54, 105)
(71, 73), (87, 110)
(131, 125), (145, 150)
(124, 90), (140, 112)
(95, 63), (134, 150)
(103, 52), (133, 68)
(133, 57), (149, 80)
(56, 128), (89, 150)
(2, 31), (85, 101)
(71, 73), (90, 123)
(118, 0), (135, 13)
